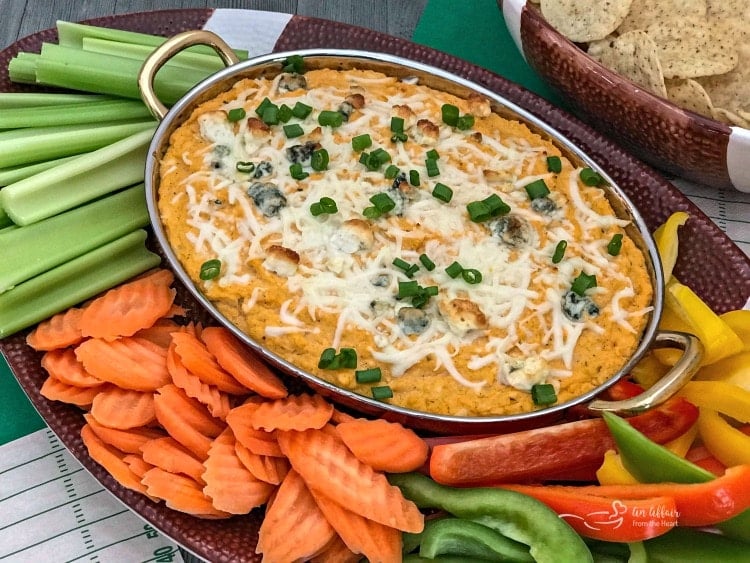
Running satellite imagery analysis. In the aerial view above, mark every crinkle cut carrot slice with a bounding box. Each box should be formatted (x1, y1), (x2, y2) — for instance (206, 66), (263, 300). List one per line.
(170, 331), (248, 395)
(234, 439), (290, 485)
(74, 337), (171, 391)
(79, 272), (176, 341)
(167, 342), (231, 420)
(134, 319), (181, 349)
(336, 418), (429, 473)
(141, 467), (230, 519)
(202, 428), (274, 514)
(201, 327), (288, 399)
(83, 413), (165, 454)
(249, 393), (334, 432)
(256, 469), (336, 562)
(122, 454), (155, 480)
(90, 386), (156, 430)
(309, 487), (403, 563)
(153, 385), (223, 460)
(310, 534), (360, 563)
(155, 384), (225, 437)
(26, 307), (85, 351)
(80, 424), (149, 496)
(226, 401), (284, 457)
(140, 436), (207, 485)
(41, 348), (104, 388)
(40, 375), (104, 407)
(277, 428), (424, 533)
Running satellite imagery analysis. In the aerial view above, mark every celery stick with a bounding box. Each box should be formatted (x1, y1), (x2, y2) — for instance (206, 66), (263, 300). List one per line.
(0, 207), (10, 227)
(81, 37), (225, 73)
(0, 184), (149, 293)
(7, 56), (37, 84)
(0, 127), (155, 225)
(34, 58), (205, 105)
(0, 99), (153, 129)
(0, 155), (82, 186)
(56, 20), (248, 60)
(0, 120), (153, 169)
(0, 225), (17, 234)
(0, 92), (113, 108)
(0, 229), (160, 338)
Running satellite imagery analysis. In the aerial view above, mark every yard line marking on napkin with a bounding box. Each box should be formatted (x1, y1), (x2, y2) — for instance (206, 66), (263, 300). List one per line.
(0, 428), (184, 562)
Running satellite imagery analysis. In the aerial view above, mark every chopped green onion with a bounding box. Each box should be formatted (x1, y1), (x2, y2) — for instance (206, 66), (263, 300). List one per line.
(398, 280), (420, 298)
(351, 133), (372, 152)
(372, 385), (393, 400)
(277, 104), (293, 123)
(371, 148), (391, 165)
(571, 272), (597, 296)
(461, 268), (483, 284)
(445, 261), (464, 278)
(482, 194), (510, 217)
(391, 132), (408, 143)
(339, 348), (358, 369)
(363, 206), (381, 220)
(456, 114), (475, 130)
(356, 367), (382, 384)
(319, 197), (337, 214)
(318, 347), (336, 369)
(419, 253), (435, 271)
(390, 116), (405, 133)
(607, 233), (623, 256)
(369, 192), (396, 213)
(547, 155), (562, 173)
(552, 240), (567, 264)
(441, 104), (459, 126)
(384, 164), (400, 179)
(311, 148), (329, 171)
(424, 285), (439, 296)
(531, 383), (557, 406)
(261, 105), (279, 125)
(226, 107), (246, 122)
(406, 264), (420, 278)
(283, 123), (304, 138)
(292, 101), (312, 119)
(580, 167), (604, 186)
(392, 257), (411, 271)
(426, 157), (440, 177)
(282, 54), (305, 74)
(466, 200), (491, 222)
(310, 202), (323, 216)
(236, 161), (255, 173)
(525, 179), (550, 200)
(426, 149), (440, 160)
(255, 97), (275, 117)
(290, 162), (308, 180)
(199, 259), (221, 280)
(432, 182), (453, 203)
(409, 169), (420, 186)
(318, 110), (343, 128)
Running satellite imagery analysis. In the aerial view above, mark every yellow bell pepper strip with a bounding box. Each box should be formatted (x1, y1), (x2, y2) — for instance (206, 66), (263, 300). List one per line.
(652, 211), (688, 282)
(498, 484), (677, 542)
(720, 309), (750, 351)
(596, 449), (639, 485)
(696, 350), (750, 391)
(679, 381), (750, 423)
(698, 408), (750, 467)
(537, 464), (750, 528)
(629, 352), (669, 388)
(602, 411), (750, 541)
(663, 280), (744, 365)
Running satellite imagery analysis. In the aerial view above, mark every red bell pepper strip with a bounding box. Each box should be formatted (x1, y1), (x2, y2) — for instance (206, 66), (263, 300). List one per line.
(428, 397), (698, 486)
(517, 464), (750, 528)
(498, 484), (677, 542)
(686, 444), (726, 476)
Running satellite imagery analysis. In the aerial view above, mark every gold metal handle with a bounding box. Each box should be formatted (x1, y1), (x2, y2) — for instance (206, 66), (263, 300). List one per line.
(137, 30), (240, 120)
(587, 330), (703, 414)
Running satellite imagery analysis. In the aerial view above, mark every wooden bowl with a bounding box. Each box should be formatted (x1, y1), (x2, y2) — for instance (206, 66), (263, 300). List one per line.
(498, 0), (750, 192)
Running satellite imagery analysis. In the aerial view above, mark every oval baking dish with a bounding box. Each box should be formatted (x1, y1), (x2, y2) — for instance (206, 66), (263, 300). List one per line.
(139, 31), (701, 434)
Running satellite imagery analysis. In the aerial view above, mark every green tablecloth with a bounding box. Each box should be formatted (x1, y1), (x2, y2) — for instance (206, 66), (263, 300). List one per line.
(0, 0), (560, 446)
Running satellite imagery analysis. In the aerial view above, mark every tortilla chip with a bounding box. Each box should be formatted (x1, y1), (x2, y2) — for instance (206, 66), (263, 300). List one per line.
(588, 31), (667, 97)
(706, 0), (750, 21)
(712, 107), (750, 128)
(618, 0), (707, 35)
(696, 43), (750, 115)
(665, 79), (713, 118)
(645, 17), (738, 78)
(541, 0), (634, 42)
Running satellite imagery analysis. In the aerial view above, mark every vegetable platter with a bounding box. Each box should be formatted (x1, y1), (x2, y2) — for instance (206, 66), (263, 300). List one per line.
(1, 9), (750, 563)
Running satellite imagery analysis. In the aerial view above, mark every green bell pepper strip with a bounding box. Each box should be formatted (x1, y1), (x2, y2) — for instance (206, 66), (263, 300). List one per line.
(403, 555), (491, 562)
(419, 517), (533, 562)
(389, 472), (593, 563)
(643, 528), (750, 563)
(602, 411), (750, 541)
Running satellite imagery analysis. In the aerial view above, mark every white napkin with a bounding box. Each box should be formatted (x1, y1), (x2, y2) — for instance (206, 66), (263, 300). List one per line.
(0, 428), (185, 563)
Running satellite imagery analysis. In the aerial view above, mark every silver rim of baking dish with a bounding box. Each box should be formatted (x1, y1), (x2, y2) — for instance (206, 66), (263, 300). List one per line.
(140, 35), (699, 426)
